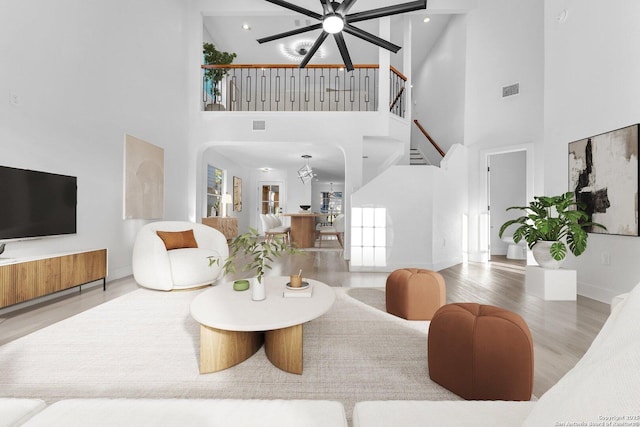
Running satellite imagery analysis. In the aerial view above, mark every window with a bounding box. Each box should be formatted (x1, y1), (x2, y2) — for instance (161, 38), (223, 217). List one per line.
(350, 207), (387, 267)
(207, 165), (224, 216)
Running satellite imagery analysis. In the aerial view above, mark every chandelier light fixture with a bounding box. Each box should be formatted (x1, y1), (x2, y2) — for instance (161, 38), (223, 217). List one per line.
(298, 155), (314, 184)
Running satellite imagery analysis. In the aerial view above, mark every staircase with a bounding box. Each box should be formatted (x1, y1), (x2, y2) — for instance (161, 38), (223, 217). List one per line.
(410, 147), (430, 165)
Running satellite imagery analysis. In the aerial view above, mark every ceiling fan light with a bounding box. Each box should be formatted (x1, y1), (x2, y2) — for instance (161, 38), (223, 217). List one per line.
(323, 14), (344, 34)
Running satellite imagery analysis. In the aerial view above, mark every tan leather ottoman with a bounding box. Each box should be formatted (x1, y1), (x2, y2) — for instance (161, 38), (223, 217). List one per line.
(385, 268), (446, 320)
(428, 303), (534, 401)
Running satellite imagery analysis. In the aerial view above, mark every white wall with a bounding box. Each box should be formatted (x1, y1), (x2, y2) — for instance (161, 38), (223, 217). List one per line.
(461, 0), (544, 263)
(412, 14), (467, 164)
(432, 144), (468, 269)
(544, 0), (640, 300)
(351, 144), (467, 272)
(0, 0), (189, 280)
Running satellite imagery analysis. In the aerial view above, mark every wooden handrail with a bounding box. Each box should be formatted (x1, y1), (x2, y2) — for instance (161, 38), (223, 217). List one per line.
(390, 86), (405, 111)
(202, 64), (380, 70)
(203, 64), (407, 81)
(390, 65), (407, 81)
(414, 119), (445, 158)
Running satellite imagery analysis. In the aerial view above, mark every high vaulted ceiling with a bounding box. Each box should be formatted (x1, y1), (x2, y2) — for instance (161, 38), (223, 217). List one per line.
(203, 2), (453, 182)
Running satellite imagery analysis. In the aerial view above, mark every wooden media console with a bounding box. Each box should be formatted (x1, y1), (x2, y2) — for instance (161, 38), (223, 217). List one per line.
(0, 249), (107, 309)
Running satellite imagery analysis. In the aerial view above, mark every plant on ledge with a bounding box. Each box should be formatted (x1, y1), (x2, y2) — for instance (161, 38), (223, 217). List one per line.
(498, 192), (606, 268)
(202, 42), (236, 109)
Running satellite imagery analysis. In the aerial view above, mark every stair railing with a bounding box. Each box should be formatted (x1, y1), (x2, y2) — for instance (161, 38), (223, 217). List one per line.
(413, 119), (445, 158)
(389, 66), (406, 117)
(202, 64), (408, 116)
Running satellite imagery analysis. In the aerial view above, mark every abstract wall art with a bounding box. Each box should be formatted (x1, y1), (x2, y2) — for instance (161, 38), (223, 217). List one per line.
(123, 134), (164, 220)
(568, 124), (639, 236)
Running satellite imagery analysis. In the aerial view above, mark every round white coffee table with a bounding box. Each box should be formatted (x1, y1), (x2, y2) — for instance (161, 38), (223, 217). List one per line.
(190, 276), (335, 374)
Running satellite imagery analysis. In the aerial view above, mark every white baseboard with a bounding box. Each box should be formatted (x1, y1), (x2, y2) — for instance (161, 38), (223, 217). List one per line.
(348, 257), (461, 273)
(577, 280), (619, 304)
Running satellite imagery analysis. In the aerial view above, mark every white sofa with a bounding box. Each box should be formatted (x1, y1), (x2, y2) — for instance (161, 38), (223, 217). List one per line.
(1, 399), (346, 427)
(132, 221), (229, 291)
(353, 284), (640, 426)
(0, 398), (45, 427)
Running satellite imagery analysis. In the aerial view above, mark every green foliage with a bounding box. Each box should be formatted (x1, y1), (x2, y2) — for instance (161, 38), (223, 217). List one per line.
(209, 228), (302, 284)
(498, 192), (606, 261)
(203, 42), (237, 97)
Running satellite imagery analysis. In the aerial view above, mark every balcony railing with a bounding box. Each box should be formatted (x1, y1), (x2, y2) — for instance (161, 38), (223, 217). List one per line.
(202, 64), (406, 117)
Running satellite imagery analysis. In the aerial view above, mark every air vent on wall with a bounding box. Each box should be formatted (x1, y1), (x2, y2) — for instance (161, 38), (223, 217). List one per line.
(502, 83), (520, 98)
(252, 120), (266, 131)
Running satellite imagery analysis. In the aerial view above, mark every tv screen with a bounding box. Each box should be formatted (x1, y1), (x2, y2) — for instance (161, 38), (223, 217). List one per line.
(0, 166), (77, 241)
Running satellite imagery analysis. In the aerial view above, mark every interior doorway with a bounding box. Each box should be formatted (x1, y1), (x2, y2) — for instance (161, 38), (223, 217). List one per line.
(488, 150), (527, 258)
(260, 184), (281, 215)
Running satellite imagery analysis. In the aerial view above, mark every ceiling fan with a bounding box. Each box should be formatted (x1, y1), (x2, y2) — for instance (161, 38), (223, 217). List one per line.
(257, 0), (427, 72)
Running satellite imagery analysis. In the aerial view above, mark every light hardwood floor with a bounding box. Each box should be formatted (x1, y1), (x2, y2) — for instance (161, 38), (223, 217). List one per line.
(0, 248), (609, 399)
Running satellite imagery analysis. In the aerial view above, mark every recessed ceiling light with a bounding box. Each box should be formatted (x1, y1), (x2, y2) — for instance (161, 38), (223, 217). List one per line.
(242, 23), (251, 31)
(423, 16), (431, 23)
(260, 167), (272, 172)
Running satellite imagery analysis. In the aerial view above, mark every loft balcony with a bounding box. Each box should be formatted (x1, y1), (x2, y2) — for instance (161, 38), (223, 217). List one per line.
(202, 64), (407, 118)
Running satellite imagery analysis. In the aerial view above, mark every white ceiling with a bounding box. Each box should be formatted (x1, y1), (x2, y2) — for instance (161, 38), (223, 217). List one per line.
(203, 2), (453, 183)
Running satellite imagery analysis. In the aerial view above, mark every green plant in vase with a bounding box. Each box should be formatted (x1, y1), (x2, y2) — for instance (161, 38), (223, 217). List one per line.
(209, 228), (302, 300)
(498, 192), (606, 268)
(202, 42), (236, 110)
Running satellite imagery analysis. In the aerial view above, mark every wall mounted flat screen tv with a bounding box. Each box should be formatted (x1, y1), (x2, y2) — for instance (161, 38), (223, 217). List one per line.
(0, 166), (77, 241)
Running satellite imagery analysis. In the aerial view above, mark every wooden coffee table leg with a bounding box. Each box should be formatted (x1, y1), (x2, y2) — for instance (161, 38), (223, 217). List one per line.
(265, 324), (303, 374)
(199, 325), (263, 374)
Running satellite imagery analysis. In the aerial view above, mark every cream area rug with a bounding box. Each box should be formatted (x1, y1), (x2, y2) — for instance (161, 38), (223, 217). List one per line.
(0, 286), (459, 418)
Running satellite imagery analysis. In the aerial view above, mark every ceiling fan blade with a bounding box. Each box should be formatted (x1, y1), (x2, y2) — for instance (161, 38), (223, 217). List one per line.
(257, 23), (323, 44)
(264, 0), (322, 20)
(300, 32), (329, 68)
(347, 0), (426, 24)
(333, 32), (354, 72)
(335, 0), (358, 15)
(343, 24), (402, 53)
(319, 0), (334, 15)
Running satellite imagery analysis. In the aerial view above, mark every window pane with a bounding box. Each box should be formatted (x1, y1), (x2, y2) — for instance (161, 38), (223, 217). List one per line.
(374, 208), (386, 227)
(352, 208), (362, 227)
(351, 227), (362, 247)
(362, 208), (374, 227)
(362, 227), (374, 247)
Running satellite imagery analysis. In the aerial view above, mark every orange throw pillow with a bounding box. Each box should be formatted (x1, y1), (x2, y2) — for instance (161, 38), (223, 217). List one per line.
(156, 229), (198, 250)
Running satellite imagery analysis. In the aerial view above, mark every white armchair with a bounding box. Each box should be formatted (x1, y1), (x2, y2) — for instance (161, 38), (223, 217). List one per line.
(132, 221), (229, 291)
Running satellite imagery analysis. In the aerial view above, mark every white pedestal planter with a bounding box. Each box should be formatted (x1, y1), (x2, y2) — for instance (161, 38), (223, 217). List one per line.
(532, 241), (564, 269)
(525, 266), (577, 301)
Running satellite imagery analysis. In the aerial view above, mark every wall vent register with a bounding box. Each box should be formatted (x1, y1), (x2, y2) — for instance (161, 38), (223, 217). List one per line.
(252, 120), (266, 131)
(502, 83), (520, 98)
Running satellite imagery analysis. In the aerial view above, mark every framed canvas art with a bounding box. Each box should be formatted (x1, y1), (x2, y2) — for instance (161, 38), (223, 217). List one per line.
(568, 124), (639, 236)
(233, 176), (242, 212)
(123, 134), (164, 220)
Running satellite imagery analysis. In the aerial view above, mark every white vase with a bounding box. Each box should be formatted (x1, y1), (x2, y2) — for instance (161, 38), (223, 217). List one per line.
(251, 278), (266, 301)
(532, 241), (564, 269)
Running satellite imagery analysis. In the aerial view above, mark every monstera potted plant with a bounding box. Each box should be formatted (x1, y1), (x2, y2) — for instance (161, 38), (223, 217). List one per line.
(209, 228), (301, 301)
(498, 192), (606, 269)
(203, 42), (237, 111)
